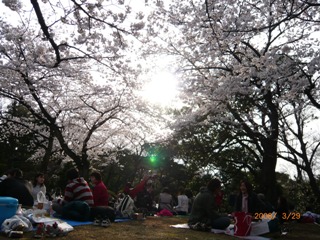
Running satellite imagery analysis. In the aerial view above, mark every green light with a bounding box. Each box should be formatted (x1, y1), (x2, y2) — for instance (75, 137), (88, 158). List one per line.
(150, 155), (157, 163)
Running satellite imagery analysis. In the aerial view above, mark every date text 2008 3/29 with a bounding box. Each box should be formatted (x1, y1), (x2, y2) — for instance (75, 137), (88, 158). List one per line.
(254, 212), (301, 220)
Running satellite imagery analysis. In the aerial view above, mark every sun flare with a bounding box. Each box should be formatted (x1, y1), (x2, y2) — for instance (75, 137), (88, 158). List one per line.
(141, 72), (178, 106)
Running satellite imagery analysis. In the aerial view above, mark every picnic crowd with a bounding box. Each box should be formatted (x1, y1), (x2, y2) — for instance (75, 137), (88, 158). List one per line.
(0, 167), (319, 238)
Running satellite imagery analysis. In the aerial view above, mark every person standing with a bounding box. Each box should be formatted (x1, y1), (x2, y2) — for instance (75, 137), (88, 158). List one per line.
(90, 171), (109, 207)
(188, 178), (230, 230)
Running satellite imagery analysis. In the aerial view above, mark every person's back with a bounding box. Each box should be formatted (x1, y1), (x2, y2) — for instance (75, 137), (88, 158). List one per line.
(0, 169), (34, 207)
(52, 168), (94, 218)
(158, 187), (173, 212)
(64, 176), (94, 206)
(175, 194), (189, 214)
(189, 187), (218, 225)
(185, 189), (194, 213)
(188, 179), (230, 230)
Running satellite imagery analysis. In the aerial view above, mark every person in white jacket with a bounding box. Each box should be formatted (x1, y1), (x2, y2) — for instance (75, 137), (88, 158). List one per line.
(174, 188), (189, 215)
(31, 173), (46, 203)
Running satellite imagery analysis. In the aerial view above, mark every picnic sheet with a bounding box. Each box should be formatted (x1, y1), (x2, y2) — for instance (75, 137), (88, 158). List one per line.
(61, 219), (93, 227)
(56, 217), (132, 226)
(57, 217), (133, 226)
(32, 216), (132, 228)
(114, 218), (133, 223)
(170, 223), (271, 240)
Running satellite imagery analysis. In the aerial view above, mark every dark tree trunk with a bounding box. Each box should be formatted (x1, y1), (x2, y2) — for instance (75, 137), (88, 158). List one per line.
(259, 138), (278, 205)
(41, 128), (54, 173)
(260, 91), (279, 205)
(305, 168), (320, 202)
(77, 158), (90, 180)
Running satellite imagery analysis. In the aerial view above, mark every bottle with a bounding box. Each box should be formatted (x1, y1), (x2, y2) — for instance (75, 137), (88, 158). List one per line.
(49, 201), (56, 217)
(16, 204), (22, 215)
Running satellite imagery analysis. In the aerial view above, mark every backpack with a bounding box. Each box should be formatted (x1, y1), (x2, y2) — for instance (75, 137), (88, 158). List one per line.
(116, 195), (135, 218)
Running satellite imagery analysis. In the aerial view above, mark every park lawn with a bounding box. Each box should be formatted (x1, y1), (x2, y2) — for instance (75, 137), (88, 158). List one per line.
(0, 216), (319, 239)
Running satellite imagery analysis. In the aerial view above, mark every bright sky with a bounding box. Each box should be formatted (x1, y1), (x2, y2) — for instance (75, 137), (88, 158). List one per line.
(0, 0), (179, 108)
(140, 71), (179, 106)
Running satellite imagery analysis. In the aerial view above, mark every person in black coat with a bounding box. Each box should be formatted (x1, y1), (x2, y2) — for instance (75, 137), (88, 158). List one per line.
(234, 180), (265, 215)
(0, 168), (34, 207)
(189, 178), (231, 230)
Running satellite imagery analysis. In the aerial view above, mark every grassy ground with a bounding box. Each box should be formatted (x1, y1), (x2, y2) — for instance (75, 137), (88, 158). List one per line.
(1, 216), (319, 239)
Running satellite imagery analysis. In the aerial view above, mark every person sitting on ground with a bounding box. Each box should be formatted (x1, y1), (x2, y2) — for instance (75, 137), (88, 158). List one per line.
(89, 171), (115, 224)
(0, 168), (34, 207)
(52, 167), (94, 220)
(90, 171), (109, 207)
(234, 180), (265, 215)
(135, 180), (156, 215)
(174, 188), (189, 215)
(31, 172), (46, 203)
(301, 205), (320, 223)
(185, 188), (194, 213)
(188, 178), (230, 231)
(158, 187), (174, 213)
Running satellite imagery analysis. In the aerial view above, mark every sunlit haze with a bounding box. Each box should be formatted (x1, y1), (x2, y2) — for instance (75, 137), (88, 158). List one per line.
(141, 71), (179, 107)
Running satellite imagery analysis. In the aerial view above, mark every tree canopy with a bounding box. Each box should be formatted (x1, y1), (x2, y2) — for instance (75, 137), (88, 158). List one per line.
(144, 0), (320, 203)
(0, 0), (320, 208)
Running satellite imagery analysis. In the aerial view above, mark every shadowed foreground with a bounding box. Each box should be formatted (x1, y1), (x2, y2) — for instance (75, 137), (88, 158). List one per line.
(0, 216), (319, 239)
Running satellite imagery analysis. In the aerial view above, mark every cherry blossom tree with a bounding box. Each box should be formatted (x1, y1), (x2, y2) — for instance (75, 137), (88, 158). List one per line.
(0, 0), (156, 178)
(147, 0), (320, 203)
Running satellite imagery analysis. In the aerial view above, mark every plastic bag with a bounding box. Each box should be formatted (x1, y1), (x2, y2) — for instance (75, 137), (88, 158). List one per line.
(36, 191), (51, 213)
(250, 219), (270, 235)
(37, 191), (46, 202)
(1, 215), (33, 232)
(233, 212), (252, 236)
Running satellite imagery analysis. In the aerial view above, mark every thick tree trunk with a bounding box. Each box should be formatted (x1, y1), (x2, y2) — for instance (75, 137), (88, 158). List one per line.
(259, 92), (279, 205)
(305, 168), (320, 202)
(259, 140), (278, 205)
(77, 159), (90, 180)
(41, 128), (54, 173)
